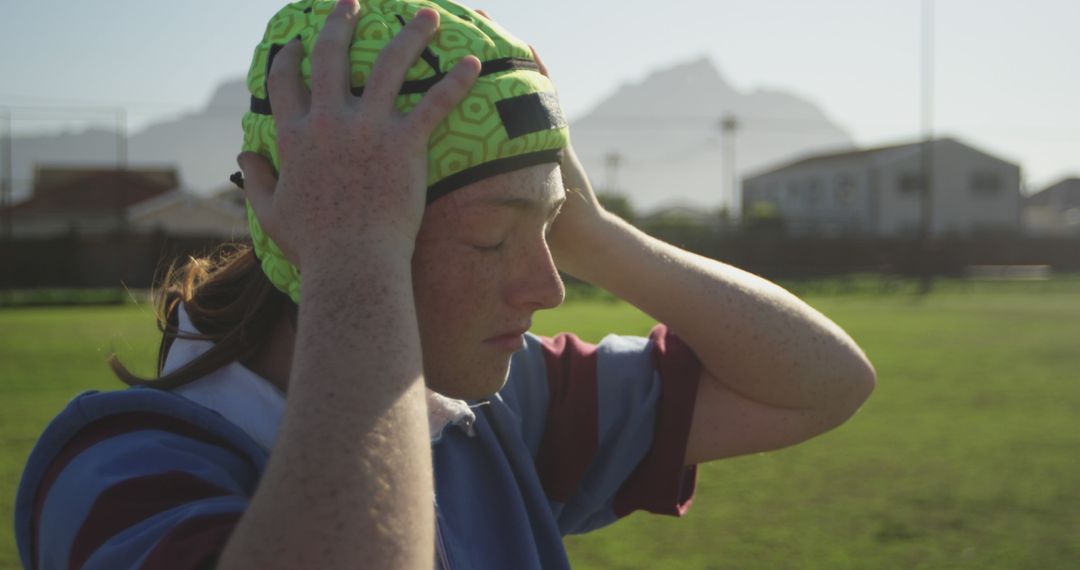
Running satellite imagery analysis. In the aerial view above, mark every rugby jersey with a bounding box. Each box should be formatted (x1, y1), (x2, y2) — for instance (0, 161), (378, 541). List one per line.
(15, 304), (702, 569)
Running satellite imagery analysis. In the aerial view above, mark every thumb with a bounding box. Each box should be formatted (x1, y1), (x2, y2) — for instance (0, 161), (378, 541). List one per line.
(236, 152), (278, 222)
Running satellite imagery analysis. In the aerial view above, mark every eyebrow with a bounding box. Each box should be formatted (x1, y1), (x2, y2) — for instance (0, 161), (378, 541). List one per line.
(478, 195), (566, 221)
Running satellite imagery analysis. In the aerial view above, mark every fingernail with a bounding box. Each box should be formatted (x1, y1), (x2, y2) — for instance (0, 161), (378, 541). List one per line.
(416, 7), (438, 22)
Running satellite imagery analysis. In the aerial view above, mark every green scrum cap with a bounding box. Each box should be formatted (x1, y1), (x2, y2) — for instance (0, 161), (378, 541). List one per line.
(242, 0), (569, 304)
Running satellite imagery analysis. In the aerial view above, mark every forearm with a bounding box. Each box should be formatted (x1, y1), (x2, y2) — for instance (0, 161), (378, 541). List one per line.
(555, 211), (875, 413)
(219, 250), (432, 569)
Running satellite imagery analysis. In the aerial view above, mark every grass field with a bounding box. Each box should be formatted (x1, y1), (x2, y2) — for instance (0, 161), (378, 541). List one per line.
(2, 277), (1079, 569)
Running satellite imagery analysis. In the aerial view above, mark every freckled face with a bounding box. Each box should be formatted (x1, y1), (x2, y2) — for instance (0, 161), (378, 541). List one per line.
(411, 163), (566, 400)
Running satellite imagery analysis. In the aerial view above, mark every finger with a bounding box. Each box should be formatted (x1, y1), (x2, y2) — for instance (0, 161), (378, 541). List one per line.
(360, 8), (440, 112)
(405, 55), (480, 135)
(529, 45), (551, 78)
(310, 0), (361, 111)
(474, 9), (491, 19)
(267, 38), (310, 122)
(236, 152), (279, 223)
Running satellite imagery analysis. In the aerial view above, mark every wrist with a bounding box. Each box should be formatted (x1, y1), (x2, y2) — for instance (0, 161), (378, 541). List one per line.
(549, 208), (627, 281)
(301, 248), (415, 307)
(301, 234), (414, 273)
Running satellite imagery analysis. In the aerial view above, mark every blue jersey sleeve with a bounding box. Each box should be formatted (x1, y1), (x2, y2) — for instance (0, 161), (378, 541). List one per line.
(15, 390), (266, 570)
(501, 323), (702, 536)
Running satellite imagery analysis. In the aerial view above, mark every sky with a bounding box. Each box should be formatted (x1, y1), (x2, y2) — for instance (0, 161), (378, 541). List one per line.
(2, 0), (1077, 193)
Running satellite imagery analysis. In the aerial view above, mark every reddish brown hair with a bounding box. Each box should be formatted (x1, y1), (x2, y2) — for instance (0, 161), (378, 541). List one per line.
(108, 244), (295, 389)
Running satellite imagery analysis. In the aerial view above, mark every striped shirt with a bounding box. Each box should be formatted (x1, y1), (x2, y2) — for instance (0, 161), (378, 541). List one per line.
(15, 306), (701, 569)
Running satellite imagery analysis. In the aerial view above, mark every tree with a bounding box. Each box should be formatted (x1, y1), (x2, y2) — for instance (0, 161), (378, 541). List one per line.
(741, 201), (787, 236)
(595, 191), (637, 225)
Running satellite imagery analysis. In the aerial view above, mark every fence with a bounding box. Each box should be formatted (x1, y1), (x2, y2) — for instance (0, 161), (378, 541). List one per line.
(0, 229), (241, 290)
(1, 230), (1078, 291)
(635, 229), (1080, 279)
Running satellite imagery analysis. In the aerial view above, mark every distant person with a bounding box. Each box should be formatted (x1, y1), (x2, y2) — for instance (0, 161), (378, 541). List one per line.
(14, 1), (875, 568)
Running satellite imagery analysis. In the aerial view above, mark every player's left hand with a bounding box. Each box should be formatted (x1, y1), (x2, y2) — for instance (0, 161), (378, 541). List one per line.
(472, 9), (608, 276)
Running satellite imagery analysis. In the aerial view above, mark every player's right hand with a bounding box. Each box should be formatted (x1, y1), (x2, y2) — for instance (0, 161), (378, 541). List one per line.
(237, 0), (481, 271)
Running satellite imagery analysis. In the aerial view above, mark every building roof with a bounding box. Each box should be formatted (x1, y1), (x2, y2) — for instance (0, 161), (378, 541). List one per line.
(127, 188), (246, 221)
(743, 136), (1009, 181)
(1025, 177), (1080, 209)
(5, 166), (178, 213)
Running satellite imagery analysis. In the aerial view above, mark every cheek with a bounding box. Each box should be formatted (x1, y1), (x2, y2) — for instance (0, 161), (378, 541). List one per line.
(413, 243), (508, 395)
(413, 243), (501, 332)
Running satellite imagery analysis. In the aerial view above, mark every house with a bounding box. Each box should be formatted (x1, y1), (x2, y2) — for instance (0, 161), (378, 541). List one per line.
(1022, 177), (1080, 236)
(741, 138), (1022, 237)
(2, 166), (178, 237)
(128, 188), (248, 239)
(1, 166), (247, 239)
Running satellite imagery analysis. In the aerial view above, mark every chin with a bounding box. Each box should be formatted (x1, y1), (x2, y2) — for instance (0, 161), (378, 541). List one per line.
(425, 358), (511, 401)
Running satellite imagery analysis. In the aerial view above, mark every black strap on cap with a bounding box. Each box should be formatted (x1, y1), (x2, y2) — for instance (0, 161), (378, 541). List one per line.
(249, 56), (539, 116)
(229, 148), (563, 208)
(425, 148), (564, 204)
(495, 91), (567, 140)
(395, 15), (443, 74)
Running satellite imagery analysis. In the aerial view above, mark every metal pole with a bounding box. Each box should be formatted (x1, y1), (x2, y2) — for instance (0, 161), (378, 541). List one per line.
(116, 108), (128, 168)
(604, 151), (622, 194)
(919, 0), (935, 293)
(1, 108), (11, 242)
(921, 0), (935, 236)
(720, 115), (739, 223)
(1, 108), (11, 301)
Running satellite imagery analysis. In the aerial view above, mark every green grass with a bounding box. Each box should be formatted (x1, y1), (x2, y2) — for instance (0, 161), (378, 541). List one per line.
(0, 288), (135, 308)
(3, 277), (1080, 569)
(557, 282), (1080, 569)
(0, 303), (161, 570)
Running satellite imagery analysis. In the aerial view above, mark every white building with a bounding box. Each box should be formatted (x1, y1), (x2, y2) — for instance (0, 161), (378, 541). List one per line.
(128, 189), (248, 239)
(741, 138), (1022, 237)
(1022, 177), (1080, 236)
(0, 166), (248, 239)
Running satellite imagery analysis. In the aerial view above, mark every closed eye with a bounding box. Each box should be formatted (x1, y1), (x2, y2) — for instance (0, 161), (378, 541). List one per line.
(475, 241), (505, 253)
(544, 204), (563, 240)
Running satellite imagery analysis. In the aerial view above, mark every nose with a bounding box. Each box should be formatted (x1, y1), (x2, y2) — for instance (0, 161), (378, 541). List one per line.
(505, 238), (565, 311)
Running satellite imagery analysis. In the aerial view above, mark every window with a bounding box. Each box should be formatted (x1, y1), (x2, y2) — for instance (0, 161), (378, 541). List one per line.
(786, 181), (799, 202)
(807, 179), (821, 206)
(970, 171), (1003, 197)
(897, 173), (923, 196)
(834, 174), (855, 204)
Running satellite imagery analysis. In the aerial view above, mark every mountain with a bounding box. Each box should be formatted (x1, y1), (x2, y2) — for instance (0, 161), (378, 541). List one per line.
(568, 57), (854, 213)
(126, 80), (249, 191)
(5, 80), (248, 203)
(6, 57), (852, 214)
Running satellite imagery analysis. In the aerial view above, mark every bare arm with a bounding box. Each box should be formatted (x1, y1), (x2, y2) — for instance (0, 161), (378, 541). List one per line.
(217, 2), (480, 568)
(549, 146), (876, 464)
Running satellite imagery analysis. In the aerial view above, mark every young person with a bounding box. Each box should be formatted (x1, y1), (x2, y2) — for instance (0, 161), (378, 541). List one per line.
(14, 1), (876, 568)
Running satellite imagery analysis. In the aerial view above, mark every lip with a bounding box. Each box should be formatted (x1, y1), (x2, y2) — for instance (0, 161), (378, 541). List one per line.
(483, 326), (529, 352)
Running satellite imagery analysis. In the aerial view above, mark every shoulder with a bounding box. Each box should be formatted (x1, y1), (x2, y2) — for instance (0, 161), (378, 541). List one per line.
(498, 325), (702, 533)
(14, 388), (267, 570)
(504, 324), (696, 411)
